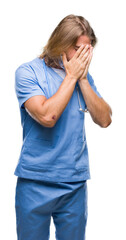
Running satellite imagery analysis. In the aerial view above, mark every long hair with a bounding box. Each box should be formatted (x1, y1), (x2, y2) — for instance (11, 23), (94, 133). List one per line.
(38, 14), (98, 69)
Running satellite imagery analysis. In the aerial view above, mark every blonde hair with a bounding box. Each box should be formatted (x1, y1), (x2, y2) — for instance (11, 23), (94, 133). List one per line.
(38, 14), (97, 69)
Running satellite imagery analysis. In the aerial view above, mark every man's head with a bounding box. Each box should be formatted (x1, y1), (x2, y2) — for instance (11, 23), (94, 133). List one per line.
(65, 35), (91, 61)
(39, 14), (97, 68)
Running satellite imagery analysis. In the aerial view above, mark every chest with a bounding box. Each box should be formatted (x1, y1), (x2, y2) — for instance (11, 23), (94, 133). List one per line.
(44, 66), (87, 112)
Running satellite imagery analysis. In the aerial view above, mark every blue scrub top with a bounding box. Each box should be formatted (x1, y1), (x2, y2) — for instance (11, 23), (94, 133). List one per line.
(14, 57), (102, 182)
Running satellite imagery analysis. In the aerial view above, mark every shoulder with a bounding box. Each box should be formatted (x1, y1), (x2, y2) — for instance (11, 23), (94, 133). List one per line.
(15, 57), (43, 73)
(15, 59), (40, 87)
(15, 58), (45, 81)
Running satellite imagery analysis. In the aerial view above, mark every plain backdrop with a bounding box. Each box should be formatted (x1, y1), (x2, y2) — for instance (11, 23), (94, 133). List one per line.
(0, 0), (126, 239)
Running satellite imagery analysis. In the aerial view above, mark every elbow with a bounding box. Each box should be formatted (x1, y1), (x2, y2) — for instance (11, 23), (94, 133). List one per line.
(93, 114), (112, 128)
(100, 105), (113, 128)
(101, 107), (113, 128)
(39, 114), (57, 128)
(101, 117), (112, 128)
(48, 120), (56, 128)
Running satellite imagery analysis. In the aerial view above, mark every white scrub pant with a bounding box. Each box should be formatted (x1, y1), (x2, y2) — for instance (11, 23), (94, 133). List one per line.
(15, 177), (88, 240)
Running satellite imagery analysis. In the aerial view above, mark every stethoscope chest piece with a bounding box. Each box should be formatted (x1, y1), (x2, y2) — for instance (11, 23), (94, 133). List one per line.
(76, 86), (89, 113)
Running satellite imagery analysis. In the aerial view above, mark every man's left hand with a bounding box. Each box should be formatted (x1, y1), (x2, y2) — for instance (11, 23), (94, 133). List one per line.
(79, 45), (93, 81)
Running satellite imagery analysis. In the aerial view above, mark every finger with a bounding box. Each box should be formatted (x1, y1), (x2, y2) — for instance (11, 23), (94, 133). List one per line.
(87, 48), (93, 66)
(79, 45), (90, 60)
(84, 50), (93, 73)
(84, 58), (90, 75)
(81, 59), (90, 80)
(84, 54), (90, 66)
(73, 44), (86, 59)
(81, 48), (90, 62)
(80, 49), (93, 80)
(81, 50), (91, 70)
(82, 46), (93, 63)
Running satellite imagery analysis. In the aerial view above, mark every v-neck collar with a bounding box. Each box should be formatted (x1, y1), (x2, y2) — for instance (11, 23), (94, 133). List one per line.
(37, 57), (64, 82)
(49, 58), (66, 81)
(50, 67), (65, 81)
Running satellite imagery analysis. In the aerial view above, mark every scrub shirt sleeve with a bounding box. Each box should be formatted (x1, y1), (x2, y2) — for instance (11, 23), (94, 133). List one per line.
(15, 64), (46, 109)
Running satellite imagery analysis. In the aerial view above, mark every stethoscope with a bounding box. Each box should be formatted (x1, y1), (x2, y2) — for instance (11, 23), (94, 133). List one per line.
(76, 86), (89, 113)
(59, 55), (89, 113)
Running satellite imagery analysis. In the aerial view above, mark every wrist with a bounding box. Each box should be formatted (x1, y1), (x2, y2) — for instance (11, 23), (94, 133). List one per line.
(78, 78), (88, 84)
(66, 73), (77, 83)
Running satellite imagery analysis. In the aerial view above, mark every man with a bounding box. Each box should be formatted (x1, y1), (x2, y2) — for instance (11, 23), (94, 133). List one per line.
(14, 14), (112, 240)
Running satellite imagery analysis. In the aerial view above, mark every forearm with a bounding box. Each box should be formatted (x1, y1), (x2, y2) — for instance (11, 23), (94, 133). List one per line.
(78, 79), (112, 127)
(41, 74), (76, 126)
